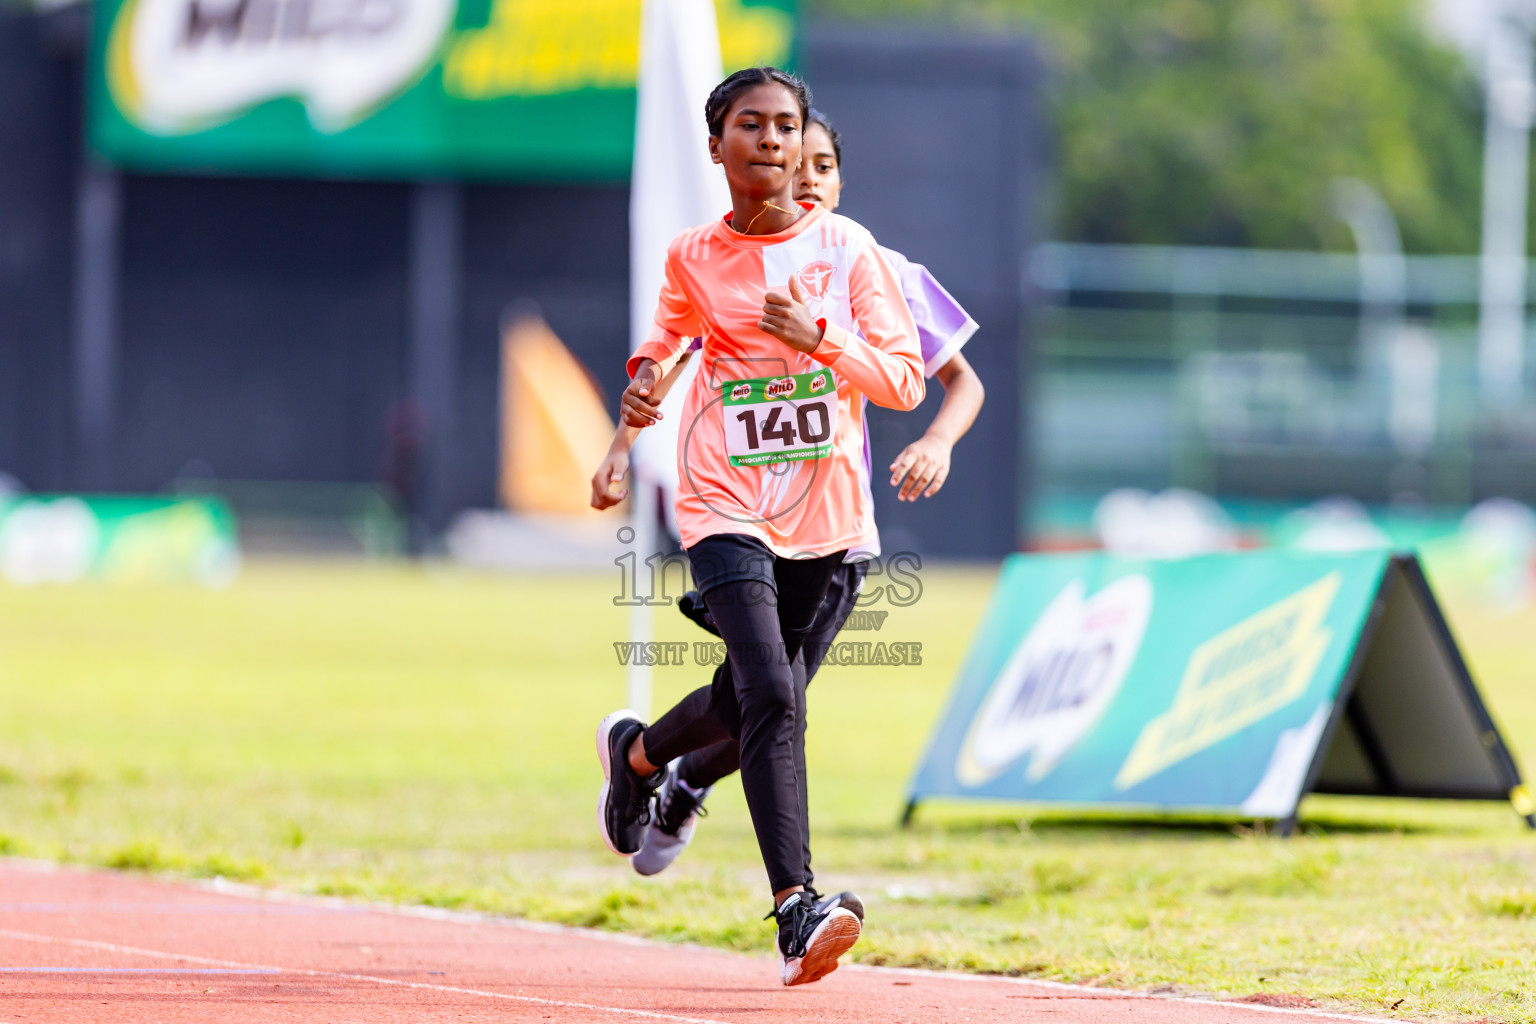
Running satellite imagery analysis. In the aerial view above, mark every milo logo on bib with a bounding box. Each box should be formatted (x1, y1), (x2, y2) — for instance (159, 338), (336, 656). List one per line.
(721, 370), (839, 467)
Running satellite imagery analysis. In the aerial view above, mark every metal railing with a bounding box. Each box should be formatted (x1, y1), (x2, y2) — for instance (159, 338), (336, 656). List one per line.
(1027, 243), (1536, 509)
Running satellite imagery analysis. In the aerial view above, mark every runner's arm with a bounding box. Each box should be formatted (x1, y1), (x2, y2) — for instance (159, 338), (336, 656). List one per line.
(889, 350), (985, 501)
(813, 234), (924, 411)
(591, 352), (694, 509)
(623, 243), (703, 427)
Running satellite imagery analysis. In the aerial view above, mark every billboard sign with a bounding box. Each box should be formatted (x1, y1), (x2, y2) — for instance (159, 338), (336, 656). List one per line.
(89, 0), (795, 178)
(907, 550), (1531, 829)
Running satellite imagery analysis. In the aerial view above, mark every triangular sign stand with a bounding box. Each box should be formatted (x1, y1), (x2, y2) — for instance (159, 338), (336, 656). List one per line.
(1289, 554), (1535, 835)
(901, 550), (1534, 834)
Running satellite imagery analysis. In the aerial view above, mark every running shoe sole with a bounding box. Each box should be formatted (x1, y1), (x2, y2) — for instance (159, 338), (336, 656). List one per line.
(782, 907), (861, 987)
(595, 708), (642, 858)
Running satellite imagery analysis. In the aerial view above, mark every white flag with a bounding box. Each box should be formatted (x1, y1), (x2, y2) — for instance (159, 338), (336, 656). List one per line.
(629, 0), (731, 500)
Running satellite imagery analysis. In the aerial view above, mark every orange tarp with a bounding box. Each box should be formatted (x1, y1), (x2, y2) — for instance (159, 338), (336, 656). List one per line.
(501, 313), (616, 516)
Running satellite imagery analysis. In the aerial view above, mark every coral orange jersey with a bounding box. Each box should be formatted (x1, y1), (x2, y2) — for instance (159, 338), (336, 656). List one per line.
(628, 203), (925, 558)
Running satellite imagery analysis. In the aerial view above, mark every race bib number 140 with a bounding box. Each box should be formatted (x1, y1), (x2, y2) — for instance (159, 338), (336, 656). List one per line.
(721, 370), (838, 467)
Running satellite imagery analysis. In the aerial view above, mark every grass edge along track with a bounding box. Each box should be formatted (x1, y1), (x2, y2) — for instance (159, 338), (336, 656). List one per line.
(0, 562), (1531, 1021)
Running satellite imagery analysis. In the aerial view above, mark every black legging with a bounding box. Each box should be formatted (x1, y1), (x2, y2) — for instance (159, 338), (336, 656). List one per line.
(669, 561), (865, 888)
(643, 552), (842, 893)
(673, 659), (811, 884)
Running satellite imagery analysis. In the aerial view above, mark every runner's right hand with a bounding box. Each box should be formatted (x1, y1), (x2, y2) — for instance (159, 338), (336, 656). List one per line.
(760, 275), (825, 354)
(621, 360), (664, 428)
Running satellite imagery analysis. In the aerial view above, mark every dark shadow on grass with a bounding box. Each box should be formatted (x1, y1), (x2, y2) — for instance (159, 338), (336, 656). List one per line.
(1020, 813), (1447, 837)
(823, 808), (1456, 840)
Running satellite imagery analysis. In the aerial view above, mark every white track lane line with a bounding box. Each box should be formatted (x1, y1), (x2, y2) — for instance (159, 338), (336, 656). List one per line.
(0, 864), (1409, 1024)
(0, 928), (729, 1024)
(180, 871), (1409, 1023)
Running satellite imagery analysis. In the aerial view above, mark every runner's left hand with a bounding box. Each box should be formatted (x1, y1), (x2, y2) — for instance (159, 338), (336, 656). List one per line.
(890, 436), (952, 501)
(590, 448), (630, 510)
(759, 276), (825, 354)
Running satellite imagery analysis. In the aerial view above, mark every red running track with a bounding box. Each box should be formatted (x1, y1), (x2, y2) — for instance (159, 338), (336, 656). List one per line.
(0, 860), (1396, 1024)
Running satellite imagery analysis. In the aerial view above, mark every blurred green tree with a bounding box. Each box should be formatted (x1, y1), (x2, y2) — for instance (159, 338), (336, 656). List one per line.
(812, 0), (1485, 253)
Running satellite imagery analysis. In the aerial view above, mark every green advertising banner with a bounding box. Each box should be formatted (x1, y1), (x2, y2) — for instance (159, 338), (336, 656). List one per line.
(908, 550), (1531, 828)
(88, 0), (795, 179)
(0, 496), (239, 587)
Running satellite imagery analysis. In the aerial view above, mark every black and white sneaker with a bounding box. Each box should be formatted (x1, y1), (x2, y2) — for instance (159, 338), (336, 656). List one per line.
(677, 590), (720, 637)
(595, 710), (662, 857)
(812, 889), (865, 924)
(769, 889), (862, 986)
(632, 763), (710, 876)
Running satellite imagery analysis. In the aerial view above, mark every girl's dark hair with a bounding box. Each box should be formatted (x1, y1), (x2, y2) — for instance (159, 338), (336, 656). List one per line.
(704, 67), (811, 138)
(806, 108), (842, 168)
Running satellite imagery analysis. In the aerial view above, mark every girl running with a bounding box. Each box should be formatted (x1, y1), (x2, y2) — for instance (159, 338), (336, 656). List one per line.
(595, 68), (923, 987)
(591, 109), (982, 511)
(604, 110), (985, 889)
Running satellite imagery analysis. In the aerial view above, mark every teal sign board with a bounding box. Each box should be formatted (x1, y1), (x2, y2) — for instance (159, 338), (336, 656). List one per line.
(88, 0), (795, 179)
(909, 550), (1399, 820)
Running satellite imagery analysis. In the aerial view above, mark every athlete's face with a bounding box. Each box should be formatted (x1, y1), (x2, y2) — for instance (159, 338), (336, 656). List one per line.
(794, 124), (842, 211)
(709, 83), (803, 199)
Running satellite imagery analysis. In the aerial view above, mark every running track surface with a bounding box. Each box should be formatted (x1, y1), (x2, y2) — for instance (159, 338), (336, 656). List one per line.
(0, 861), (1395, 1024)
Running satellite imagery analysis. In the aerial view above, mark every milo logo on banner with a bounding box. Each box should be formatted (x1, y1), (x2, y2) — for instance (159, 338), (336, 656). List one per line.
(1115, 572), (1341, 790)
(955, 575), (1153, 785)
(106, 0), (455, 133)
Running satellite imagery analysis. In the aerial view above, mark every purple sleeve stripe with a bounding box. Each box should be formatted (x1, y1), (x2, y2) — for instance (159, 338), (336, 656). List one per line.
(922, 315), (979, 377)
(886, 255), (978, 378)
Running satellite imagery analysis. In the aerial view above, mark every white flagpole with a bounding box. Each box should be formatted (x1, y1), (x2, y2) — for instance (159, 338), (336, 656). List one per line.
(627, 0), (730, 720)
(627, 482), (657, 717)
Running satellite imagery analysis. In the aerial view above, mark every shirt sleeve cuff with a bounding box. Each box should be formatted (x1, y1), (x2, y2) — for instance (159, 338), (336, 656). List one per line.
(811, 320), (848, 366)
(626, 340), (677, 380)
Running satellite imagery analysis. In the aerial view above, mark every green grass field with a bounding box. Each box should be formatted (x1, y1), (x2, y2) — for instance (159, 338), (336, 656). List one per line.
(0, 562), (1533, 1021)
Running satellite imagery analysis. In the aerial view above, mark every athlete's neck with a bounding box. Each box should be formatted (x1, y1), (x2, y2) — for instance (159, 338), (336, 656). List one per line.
(728, 192), (804, 236)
